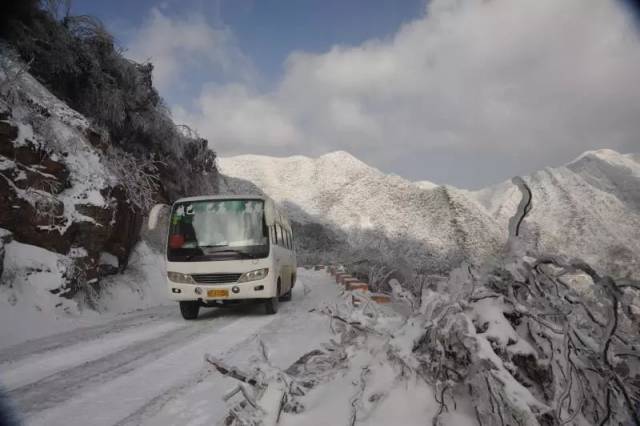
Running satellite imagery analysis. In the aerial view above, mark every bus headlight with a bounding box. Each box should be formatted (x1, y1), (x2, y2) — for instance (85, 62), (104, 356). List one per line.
(238, 268), (269, 283)
(167, 271), (196, 284)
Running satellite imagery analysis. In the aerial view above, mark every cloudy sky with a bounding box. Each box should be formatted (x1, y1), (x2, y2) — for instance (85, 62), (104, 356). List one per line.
(74, 0), (640, 188)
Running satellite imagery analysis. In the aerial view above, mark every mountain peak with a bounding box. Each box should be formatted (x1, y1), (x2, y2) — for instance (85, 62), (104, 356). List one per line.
(319, 150), (353, 159)
(414, 180), (438, 190)
(568, 148), (624, 165)
(318, 150), (368, 166)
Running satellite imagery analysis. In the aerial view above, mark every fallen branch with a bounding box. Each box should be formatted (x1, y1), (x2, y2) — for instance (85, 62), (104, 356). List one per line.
(205, 355), (262, 387)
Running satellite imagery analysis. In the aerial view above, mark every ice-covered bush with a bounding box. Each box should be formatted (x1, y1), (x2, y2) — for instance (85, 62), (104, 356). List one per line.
(0, 2), (218, 205)
(406, 254), (640, 425)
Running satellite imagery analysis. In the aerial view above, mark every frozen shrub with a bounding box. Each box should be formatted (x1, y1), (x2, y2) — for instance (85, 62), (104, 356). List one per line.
(103, 146), (161, 212)
(0, 2), (218, 206)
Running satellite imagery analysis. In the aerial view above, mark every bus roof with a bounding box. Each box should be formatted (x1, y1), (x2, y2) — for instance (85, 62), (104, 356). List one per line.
(174, 194), (269, 204)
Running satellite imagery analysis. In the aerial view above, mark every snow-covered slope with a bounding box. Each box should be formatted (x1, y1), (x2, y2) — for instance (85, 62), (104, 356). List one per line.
(219, 149), (640, 277)
(220, 151), (504, 271)
(473, 149), (640, 276)
(0, 55), (166, 328)
(413, 180), (438, 190)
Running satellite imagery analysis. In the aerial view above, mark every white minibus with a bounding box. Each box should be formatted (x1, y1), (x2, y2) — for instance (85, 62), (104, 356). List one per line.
(165, 195), (296, 319)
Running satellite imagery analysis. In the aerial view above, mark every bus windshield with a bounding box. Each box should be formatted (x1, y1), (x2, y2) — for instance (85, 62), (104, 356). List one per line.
(167, 199), (269, 261)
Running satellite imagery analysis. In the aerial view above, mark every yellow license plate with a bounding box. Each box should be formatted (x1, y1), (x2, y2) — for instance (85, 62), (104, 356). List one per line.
(207, 289), (229, 298)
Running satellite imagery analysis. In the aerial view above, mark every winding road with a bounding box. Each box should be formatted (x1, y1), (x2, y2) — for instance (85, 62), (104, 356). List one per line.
(0, 269), (337, 426)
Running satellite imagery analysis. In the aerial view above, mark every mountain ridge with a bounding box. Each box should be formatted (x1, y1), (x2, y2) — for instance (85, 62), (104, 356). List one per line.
(220, 148), (640, 277)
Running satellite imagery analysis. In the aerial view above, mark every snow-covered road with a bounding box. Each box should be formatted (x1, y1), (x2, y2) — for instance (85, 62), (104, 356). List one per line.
(0, 269), (338, 426)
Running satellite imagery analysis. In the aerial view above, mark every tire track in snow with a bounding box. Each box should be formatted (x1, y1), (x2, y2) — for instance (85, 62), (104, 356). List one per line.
(7, 270), (335, 426)
(9, 305), (264, 418)
(1, 321), (184, 390)
(112, 368), (215, 426)
(114, 273), (336, 426)
(0, 305), (177, 364)
(27, 308), (278, 426)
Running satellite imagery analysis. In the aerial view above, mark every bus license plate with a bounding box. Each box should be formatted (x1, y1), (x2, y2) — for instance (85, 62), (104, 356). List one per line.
(207, 289), (229, 298)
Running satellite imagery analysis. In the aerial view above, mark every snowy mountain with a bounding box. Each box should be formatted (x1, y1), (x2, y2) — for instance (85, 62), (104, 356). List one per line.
(0, 51), (215, 330)
(220, 151), (505, 271)
(472, 149), (640, 277)
(219, 149), (640, 277)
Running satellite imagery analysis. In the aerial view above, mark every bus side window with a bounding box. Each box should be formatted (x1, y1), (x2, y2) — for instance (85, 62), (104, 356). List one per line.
(270, 225), (277, 245)
(287, 230), (292, 250)
(275, 224), (282, 247)
(283, 226), (288, 249)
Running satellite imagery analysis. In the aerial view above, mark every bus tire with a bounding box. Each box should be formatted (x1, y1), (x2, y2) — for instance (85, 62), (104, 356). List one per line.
(280, 290), (292, 301)
(179, 301), (199, 320)
(280, 275), (294, 301)
(265, 281), (281, 314)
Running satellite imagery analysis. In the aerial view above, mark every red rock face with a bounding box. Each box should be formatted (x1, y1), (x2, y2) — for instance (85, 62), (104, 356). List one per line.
(102, 186), (143, 269)
(0, 121), (69, 253)
(0, 114), (141, 297)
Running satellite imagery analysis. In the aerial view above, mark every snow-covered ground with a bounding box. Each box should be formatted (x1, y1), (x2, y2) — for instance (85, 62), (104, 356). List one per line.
(0, 269), (340, 426)
(0, 241), (168, 348)
(0, 269), (497, 426)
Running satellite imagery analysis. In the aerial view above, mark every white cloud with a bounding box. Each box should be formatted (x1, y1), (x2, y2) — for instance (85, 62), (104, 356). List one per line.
(175, 0), (640, 187)
(127, 7), (254, 92)
(173, 84), (300, 153)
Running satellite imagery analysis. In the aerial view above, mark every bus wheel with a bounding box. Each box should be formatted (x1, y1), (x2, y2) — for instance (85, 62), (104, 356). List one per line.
(179, 301), (199, 320)
(280, 276), (293, 301)
(279, 290), (292, 301)
(265, 281), (281, 314)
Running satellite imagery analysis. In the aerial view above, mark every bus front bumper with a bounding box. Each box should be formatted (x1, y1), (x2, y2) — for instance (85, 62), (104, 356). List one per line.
(167, 278), (277, 302)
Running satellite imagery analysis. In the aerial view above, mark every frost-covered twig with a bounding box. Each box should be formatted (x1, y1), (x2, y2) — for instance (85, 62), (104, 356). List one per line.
(0, 46), (33, 97)
(348, 366), (370, 426)
(410, 253), (640, 426)
(103, 146), (162, 212)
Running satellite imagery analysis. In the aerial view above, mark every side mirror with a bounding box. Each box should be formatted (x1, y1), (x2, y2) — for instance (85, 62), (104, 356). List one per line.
(148, 203), (170, 231)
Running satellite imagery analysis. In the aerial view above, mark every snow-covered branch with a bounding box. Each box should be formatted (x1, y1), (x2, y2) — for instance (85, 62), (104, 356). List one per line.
(103, 146), (162, 212)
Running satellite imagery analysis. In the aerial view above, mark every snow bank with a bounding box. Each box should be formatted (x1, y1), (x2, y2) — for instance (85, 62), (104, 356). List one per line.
(0, 241), (168, 348)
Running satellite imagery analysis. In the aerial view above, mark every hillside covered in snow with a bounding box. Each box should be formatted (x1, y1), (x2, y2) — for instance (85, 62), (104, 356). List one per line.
(220, 149), (640, 279)
(0, 3), (219, 339)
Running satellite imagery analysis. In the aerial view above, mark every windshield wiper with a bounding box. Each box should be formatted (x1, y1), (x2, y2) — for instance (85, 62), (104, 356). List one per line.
(208, 249), (257, 259)
(180, 245), (227, 259)
(182, 250), (203, 261)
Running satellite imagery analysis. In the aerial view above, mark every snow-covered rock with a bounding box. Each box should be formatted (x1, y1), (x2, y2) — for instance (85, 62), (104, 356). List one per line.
(0, 60), (142, 297)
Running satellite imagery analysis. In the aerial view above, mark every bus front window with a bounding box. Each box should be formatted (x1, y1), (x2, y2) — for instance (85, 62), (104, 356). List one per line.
(167, 199), (268, 261)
